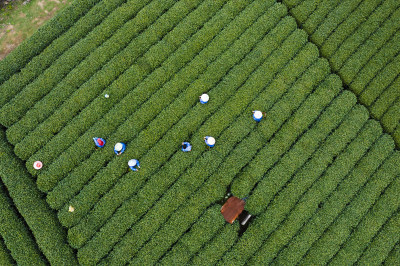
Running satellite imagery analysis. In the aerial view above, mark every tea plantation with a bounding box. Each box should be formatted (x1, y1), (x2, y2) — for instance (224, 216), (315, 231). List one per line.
(0, 0), (399, 265)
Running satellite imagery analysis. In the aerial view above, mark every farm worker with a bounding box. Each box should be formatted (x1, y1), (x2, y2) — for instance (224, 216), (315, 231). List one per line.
(114, 142), (126, 155)
(182, 142), (192, 152)
(33, 161), (43, 170)
(252, 110), (265, 122)
(93, 137), (106, 148)
(128, 159), (140, 171)
(204, 136), (215, 147)
(200, 93), (209, 104)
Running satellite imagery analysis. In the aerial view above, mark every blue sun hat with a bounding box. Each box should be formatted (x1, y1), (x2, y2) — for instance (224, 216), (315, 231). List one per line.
(252, 110), (263, 122)
(200, 93), (209, 104)
(93, 137), (106, 148)
(128, 159), (140, 171)
(204, 136), (215, 147)
(114, 142), (126, 155)
(182, 142), (192, 152)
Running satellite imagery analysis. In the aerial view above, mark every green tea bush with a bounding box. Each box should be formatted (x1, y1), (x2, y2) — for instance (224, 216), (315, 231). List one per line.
(221, 119), (382, 265)
(330, 157), (400, 265)
(299, 134), (394, 265)
(34, 0), (235, 193)
(67, 9), (294, 252)
(99, 47), (337, 266)
(253, 135), (396, 265)
(329, 0), (400, 72)
(0, 0), (101, 87)
(6, 0), (154, 145)
(0, 237), (14, 265)
(0, 182), (46, 265)
(370, 74), (400, 120)
(190, 223), (239, 265)
(384, 243), (400, 265)
(268, 104), (369, 265)
(319, 0), (382, 60)
(299, 0), (341, 35)
(0, 131), (77, 265)
(0, 0), (125, 123)
(18, 0), (218, 166)
(289, 0), (319, 24)
(159, 205), (225, 265)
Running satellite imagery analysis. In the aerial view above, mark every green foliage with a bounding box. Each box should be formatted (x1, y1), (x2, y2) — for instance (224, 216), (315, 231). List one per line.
(0, 182), (46, 265)
(0, 131), (78, 265)
(384, 242), (400, 266)
(0, 0), (101, 87)
(0, 236), (14, 266)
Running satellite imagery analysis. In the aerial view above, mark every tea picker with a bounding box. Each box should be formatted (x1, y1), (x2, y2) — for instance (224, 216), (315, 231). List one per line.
(93, 137), (106, 149)
(182, 142), (192, 152)
(252, 110), (265, 122)
(114, 142), (126, 155)
(199, 93), (209, 104)
(128, 159), (140, 171)
(204, 136), (215, 148)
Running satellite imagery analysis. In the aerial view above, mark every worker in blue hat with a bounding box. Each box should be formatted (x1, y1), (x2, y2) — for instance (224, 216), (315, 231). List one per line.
(182, 142), (192, 152)
(252, 110), (265, 122)
(114, 142), (126, 155)
(204, 136), (215, 147)
(128, 159), (140, 171)
(93, 137), (106, 149)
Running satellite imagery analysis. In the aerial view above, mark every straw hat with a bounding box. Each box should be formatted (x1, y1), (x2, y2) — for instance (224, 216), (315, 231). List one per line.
(253, 110), (263, 119)
(115, 143), (123, 151)
(33, 161), (43, 170)
(200, 94), (209, 103)
(128, 159), (137, 167)
(207, 137), (215, 145)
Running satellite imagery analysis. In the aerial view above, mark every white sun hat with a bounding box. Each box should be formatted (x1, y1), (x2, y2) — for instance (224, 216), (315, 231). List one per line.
(200, 94), (209, 103)
(105, 94), (109, 98)
(69, 205), (75, 212)
(115, 142), (123, 151)
(207, 137), (215, 145)
(128, 159), (137, 167)
(33, 161), (43, 170)
(253, 110), (263, 119)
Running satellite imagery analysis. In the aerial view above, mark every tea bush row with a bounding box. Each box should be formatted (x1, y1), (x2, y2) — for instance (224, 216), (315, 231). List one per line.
(6, 0), (181, 145)
(252, 134), (396, 265)
(267, 104), (369, 265)
(56, 0), (287, 232)
(76, 21), (308, 264)
(67, 10), (294, 252)
(384, 243), (400, 265)
(46, 0), (277, 211)
(97, 46), (337, 265)
(358, 210), (400, 265)
(18, 0), (224, 167)
(0, 237), (14, 265)
(0, 131), (77, 265)
(0, 0), (101, 86)
(0, 181), (46, 265)
(6, 0), (156, 145)
(159, 205), (225, 265)
(221, 119), (382, 265)
(0, 0), (125, 123)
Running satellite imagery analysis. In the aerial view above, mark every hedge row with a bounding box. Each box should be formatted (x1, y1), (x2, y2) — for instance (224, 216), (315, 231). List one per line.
(298, 134), (394, 265)
(99, 47), (337, 265)
(0, 0), (122, 118)
(49, 0), (284, 214)
(0, 0), (101, 86)
(384, 242), (400, 265)
(190, 223), (239, 265)
(56, 0), (286, 232)
(41, 0), (255, 204)
(0, 181), (46, 265)
(266, 104), (369, 265)
(245, 90), (357, 216)
(10, 1), (194, 159)
(0, 236), (14, 266)
(330, 158), (400, 265)
(253, 135), (396, 265)
(68, 10), (294, 254)
(221, 119), (383, 264)
(0, 0), (155, 128)
(159, 205), (225, 265)
(6, 0), (155, 145)
(76, 19), (310, 265)
(126, 71), (341, 265)
(20, 0), (221, 170)
(0, 131), (78, 265)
